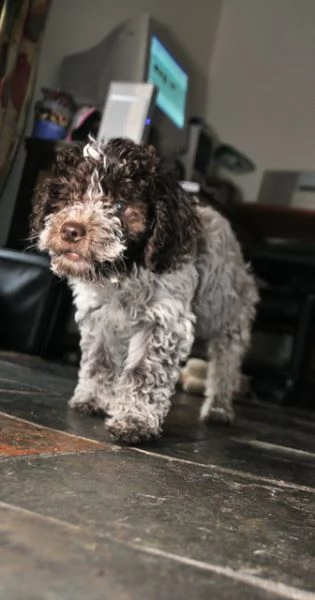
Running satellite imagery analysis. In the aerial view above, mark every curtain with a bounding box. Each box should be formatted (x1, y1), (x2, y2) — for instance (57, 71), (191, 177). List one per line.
(0, 0), (51, 196)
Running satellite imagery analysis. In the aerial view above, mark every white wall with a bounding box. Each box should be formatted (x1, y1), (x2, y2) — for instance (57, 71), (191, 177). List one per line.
(0, 0), (222, 245)
(207, 0), (315, 201)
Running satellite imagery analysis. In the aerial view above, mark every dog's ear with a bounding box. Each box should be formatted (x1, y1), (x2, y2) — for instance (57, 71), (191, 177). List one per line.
(145, 175), (201, 273)
(30, 175), (59, 238)
(54, 143), (85, 177)
(30, 145), (88, 238)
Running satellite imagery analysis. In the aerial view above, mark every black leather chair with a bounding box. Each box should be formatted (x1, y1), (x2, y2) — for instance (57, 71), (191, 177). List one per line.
(0, 249), (72, 358)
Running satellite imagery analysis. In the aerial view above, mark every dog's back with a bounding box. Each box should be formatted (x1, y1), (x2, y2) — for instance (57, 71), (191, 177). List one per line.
(193, 205), (258, 343)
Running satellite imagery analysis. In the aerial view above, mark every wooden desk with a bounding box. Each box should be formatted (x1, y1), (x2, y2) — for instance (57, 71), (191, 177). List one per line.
(236, 202), (315, 243)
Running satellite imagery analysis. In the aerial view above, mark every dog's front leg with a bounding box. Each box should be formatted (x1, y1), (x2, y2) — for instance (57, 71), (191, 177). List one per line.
(69, 318), (116, 415)
(106, 306), (195, 444)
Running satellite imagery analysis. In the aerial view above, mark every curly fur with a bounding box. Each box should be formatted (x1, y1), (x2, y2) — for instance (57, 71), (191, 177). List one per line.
(32, 137), (258, 444)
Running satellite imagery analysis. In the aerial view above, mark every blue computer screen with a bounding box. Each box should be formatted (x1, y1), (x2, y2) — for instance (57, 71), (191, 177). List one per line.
(147, 36), (188, 129)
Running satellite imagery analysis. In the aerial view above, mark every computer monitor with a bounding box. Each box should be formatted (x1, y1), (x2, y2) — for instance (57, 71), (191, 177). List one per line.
(59, 14), (191, 155)
(147, 36), (188, 130)
(146, 33), (189, 154)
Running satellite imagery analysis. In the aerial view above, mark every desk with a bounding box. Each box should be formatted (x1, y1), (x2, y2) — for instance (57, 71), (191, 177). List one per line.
(234, 203), (315, 408)
(236, 202), (315, 243)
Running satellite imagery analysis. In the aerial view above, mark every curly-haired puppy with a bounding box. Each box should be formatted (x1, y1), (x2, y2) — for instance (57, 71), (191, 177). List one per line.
(32, 138), (258, 444)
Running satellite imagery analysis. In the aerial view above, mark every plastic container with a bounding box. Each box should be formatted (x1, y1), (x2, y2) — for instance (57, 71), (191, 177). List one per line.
(32, 119), (67, 140)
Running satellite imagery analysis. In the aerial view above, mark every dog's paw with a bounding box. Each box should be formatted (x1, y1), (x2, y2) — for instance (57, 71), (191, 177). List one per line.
(106, 412), (162, 445)
(204, 406), (234, 425)
(68, 392), (107, 416)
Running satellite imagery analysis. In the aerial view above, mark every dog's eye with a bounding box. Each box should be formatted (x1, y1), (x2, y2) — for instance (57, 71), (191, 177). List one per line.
(116, 202), (124, 211)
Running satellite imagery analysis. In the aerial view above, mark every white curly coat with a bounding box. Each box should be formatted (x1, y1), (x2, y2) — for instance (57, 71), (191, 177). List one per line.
(69, 204), (258, 443)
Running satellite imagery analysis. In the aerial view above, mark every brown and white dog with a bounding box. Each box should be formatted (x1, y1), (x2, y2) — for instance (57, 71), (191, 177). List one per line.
(31, 138), (258, 444)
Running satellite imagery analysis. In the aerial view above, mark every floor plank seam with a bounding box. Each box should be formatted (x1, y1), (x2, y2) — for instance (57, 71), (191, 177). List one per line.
(0, 500), (313, 600)
(131, 448), (315, 494)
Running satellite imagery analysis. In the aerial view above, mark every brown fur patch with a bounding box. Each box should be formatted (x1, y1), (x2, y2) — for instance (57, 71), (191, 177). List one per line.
(122, 202), (148, 239)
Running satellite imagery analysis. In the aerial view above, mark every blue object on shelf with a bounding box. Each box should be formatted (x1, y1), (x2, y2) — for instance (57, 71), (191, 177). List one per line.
(32, 120), (66, 140)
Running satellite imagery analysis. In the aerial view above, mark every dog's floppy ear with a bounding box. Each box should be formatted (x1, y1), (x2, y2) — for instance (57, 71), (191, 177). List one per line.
(53, 143), (85, 177)
(30, 145), (86, 238)
(145, 174), (201, 273)
(30, 176), (57, 238)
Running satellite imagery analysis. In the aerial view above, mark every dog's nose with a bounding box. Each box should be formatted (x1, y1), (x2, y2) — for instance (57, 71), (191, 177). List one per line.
(60, 221), (86, 243)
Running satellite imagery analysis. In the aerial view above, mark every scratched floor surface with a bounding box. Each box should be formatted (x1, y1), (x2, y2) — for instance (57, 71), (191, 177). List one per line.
(0, 352), (314, 600)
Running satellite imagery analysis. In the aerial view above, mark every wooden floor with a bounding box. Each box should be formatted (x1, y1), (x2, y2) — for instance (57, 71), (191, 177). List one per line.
(0, 352), (314, 600)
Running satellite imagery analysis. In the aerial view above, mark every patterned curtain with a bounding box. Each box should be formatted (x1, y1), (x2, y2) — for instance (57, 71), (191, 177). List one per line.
(0, 0), (51, 196)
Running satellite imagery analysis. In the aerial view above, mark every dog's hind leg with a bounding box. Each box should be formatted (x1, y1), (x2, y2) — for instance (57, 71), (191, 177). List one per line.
(200, 338), (244, 424)
(200, 355), (219, 420)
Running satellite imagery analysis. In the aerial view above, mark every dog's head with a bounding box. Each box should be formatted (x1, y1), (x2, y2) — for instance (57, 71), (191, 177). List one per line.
(31, 138), (200, 282)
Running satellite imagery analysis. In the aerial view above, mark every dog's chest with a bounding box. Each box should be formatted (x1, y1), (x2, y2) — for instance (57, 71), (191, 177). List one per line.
(71, 279), (135, 339)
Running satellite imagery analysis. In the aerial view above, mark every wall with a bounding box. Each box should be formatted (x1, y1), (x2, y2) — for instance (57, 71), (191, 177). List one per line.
(0, 0), (222, 244)
(207, 0), (315, 201)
